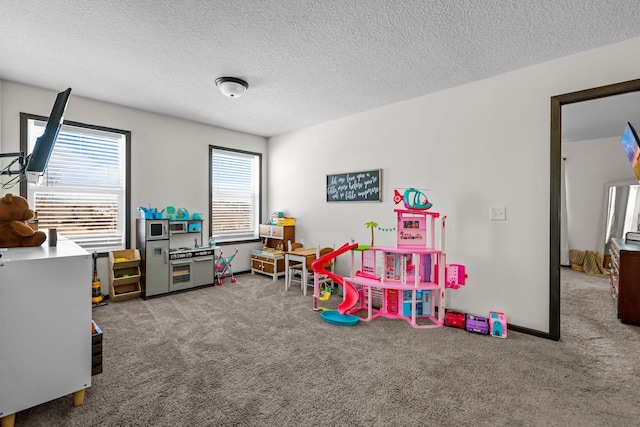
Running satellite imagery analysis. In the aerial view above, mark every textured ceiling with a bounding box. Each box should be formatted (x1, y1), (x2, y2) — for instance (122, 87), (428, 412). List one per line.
(1, 0), (640, 137)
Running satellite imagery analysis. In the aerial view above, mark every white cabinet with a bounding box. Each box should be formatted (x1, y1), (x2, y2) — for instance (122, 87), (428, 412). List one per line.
(0, 240), (92, 423)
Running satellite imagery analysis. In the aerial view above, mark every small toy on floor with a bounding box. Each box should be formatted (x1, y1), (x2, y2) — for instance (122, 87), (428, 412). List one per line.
(465, 314), (489, 335)
(489, 311), (507, 338)
(444, 309), (466, 329)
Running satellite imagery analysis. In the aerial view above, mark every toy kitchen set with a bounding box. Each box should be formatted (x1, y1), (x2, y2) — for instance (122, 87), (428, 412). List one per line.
(136, 206), (216, 298)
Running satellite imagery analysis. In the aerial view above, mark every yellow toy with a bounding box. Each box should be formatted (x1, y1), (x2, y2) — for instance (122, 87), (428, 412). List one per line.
(319, 282), (332, 301)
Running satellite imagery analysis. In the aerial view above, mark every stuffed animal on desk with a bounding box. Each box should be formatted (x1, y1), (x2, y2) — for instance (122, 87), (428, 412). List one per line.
(0, 193), (47, 247)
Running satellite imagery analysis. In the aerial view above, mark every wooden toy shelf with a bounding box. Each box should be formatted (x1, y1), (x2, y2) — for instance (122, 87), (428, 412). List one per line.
(109, 249), (142, 302)
(251, 224), (294, 280)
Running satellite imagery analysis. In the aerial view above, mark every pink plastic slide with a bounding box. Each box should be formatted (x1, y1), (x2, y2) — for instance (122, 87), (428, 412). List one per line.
(311, 242), (359, 314)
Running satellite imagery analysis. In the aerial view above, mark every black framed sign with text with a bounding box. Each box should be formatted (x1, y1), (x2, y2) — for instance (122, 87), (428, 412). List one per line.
(326, 169), (382, 202)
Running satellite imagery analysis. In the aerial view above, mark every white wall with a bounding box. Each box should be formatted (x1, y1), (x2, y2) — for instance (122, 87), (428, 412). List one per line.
(0, 81), (268, 293)
(563, 137), (638, 254)
(268, 36), (640, 334)
(3, 36), (640, 332)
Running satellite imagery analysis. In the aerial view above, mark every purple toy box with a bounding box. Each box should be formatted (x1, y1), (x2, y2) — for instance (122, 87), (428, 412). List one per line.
(465, 314), (489, 335)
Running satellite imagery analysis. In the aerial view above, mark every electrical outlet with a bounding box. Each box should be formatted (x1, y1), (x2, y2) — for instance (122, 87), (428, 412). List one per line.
(490, 207), (506, 221)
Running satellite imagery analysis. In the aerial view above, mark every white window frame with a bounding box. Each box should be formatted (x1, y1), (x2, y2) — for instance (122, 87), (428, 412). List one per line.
(210, 146), (261, 243)
(21, 113), (130, 253)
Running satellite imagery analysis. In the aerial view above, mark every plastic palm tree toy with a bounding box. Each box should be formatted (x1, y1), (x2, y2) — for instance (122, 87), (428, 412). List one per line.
(365, 221), (378, 246)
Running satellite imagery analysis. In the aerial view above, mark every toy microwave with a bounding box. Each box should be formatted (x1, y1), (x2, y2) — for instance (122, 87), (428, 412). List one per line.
(168, 221), (188, 234)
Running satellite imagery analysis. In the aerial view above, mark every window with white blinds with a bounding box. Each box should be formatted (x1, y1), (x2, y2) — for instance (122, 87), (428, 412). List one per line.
(24, 116), (129, 252)
(210, 146), (261, 242)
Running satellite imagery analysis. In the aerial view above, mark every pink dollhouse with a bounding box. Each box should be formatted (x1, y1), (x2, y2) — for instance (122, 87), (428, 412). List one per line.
(312, 188), (467, 328)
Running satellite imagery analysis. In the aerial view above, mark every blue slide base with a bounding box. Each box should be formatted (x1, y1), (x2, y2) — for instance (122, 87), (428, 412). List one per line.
(320, 310), (360, 326)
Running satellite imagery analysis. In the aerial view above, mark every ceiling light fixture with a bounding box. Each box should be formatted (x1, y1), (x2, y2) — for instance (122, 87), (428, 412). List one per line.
(215, 77), (248, 98)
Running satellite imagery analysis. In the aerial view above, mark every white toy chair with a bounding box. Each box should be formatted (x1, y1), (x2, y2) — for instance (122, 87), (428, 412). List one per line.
(285, 242), (304, 291)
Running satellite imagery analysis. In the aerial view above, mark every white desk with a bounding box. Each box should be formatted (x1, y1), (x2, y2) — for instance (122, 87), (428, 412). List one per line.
(284, 248), (318, 296)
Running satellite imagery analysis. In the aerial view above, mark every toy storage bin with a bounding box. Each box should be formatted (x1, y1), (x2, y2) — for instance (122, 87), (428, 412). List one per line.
(275, 217), (295, 226)
(109, 249), (142, 302)
(111, 281), (140, 295)
(111, 266), (141, 286)
(138, 210), (163, 219)
(109, 249), (141, 269)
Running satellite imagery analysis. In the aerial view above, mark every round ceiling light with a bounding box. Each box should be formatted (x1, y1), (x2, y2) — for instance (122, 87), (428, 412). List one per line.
(215, 77), (248, 98)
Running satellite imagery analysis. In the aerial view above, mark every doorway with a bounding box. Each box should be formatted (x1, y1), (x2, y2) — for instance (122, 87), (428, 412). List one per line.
(549, 78), (640, 340)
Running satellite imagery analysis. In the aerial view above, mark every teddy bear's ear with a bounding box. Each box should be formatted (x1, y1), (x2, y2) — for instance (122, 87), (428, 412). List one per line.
(1, 193), (13, 203)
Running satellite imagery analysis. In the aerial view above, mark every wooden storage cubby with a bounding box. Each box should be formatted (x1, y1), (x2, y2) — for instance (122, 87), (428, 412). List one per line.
(109, 249), (142, 302)
(258, 224), (295, 249)
(251, 224), (295, 280)
(251, 250), (286, 279)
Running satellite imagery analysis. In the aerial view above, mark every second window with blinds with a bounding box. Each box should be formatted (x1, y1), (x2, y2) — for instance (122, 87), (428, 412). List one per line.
(210, 146), (261, 244)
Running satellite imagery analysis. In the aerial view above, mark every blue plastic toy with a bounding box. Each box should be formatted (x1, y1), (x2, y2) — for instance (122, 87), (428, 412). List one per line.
(320, 310), (360, 326)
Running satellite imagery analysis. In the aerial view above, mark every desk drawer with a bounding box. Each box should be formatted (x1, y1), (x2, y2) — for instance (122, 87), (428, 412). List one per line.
(252, 254), (274, 263)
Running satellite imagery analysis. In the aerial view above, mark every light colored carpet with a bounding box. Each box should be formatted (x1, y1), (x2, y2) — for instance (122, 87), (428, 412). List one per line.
(14, 268), (640, 426)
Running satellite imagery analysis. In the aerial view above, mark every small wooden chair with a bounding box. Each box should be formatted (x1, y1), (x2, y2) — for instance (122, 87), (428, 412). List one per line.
(286, 242), (304, 291)
(288, 241), (303, 252)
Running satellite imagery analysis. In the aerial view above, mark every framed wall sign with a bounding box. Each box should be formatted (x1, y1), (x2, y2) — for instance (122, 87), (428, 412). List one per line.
(326, 169), (382, 202)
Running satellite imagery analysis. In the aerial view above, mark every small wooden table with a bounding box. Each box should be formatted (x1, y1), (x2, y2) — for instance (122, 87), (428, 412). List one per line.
(284, 248), (318, 295)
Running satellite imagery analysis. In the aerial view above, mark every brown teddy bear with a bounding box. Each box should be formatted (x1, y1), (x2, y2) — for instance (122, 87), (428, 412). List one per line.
(0, 193), (47, 247)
